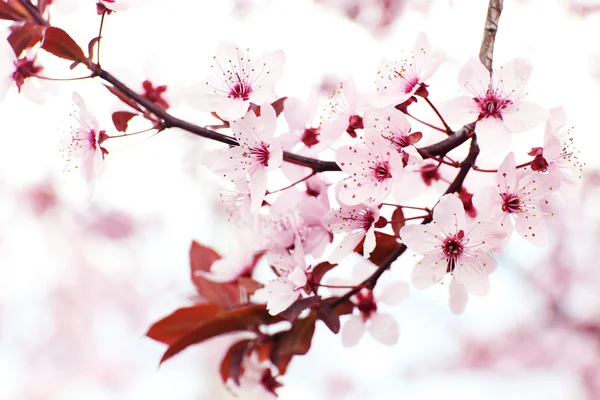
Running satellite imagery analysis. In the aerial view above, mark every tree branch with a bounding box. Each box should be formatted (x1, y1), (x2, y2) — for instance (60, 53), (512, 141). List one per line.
(479, 0), (503, 73)
(18, 0), (49, 26)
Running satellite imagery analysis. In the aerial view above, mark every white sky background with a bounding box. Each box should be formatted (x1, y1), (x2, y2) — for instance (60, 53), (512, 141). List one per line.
(1, 0), (600, 399)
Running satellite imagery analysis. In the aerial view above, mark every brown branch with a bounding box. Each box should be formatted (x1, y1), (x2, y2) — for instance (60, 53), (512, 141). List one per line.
(18, 0), (49, 26)
(479, 0), (503, 73)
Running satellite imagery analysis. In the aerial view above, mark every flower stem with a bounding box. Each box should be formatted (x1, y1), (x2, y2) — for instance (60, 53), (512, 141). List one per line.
(266, 171), (317, 195)
(423, 97), (453, 134)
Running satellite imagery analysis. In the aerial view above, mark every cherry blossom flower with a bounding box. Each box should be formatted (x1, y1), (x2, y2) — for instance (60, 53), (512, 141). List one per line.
(528, 107), (582, 199)
(234, 352), (280, 398)
(187, 43), (284, 121)
(442, 58), (546, 152)
(59, 92), (108, 185)
(0, 44), (55, 104)
(203, 104), (282, 213)
(472, 152), (554, 246)
(253, 238), (309, 315)
(281, 92), (329, 153)
(328, 263), (409, 347)
(335, 133), (404, 205)
(320, 78), (362, 141)
(400, 194), (506, 298)
(323, 203), (380, 263)
(363, 105), (423, 162)
(374, 33), (438, 106)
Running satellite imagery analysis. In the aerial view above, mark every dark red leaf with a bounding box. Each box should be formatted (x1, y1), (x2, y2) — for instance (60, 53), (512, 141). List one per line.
(190, 241), (242, 309)
(41, 27), (88, 64)
(0, 1), (29, 21)
(160, 304), (280, 364)
(354, 231), (399, 266)
(390, 207), (406, 238)
(104, 85), (145, 113)
(7, 24), (44, 57)
(238, 277), (264, 295)
(309, 262), (336, 291)
(146, 304), (223, 345)
(87, 36), (101, 61)
(316, 304), (340, 334)
(220, 339), (252, 385)
(279, 296), (321, 321)
(271, 97), (287, 116)
(112, 111), (138, 132)
(270, 314), (317, 374)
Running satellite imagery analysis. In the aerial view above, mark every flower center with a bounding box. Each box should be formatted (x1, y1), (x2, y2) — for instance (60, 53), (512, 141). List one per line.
(247, 142), (270, 166)
(355, 291), (377, 322)
(360, 209), (376, 230)
(371, 161), (392, 182)
(12, 58), (42, 92)
(475, 91), (513, 119)
(229, 75), (252, 100)
(142, 80), (170, 110)
(442, 230), (465, 273)
(500, 192), (522, 213)
(301, 127), (320, 147)
(420, 164), (440, 186)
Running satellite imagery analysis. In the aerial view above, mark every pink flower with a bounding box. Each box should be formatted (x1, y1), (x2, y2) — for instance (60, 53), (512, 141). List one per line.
(187, 43), (284, 121)
(320, 78), (362, 141)
(472, 152), (555, 246)
(532, 107), (583, 199)
(281, 93), (329, 153)
(363, 105), (423, 161)
(323, 203), (380, 263)
(328, 263), (409, 347)
(0, 44), (55, 104)
(442, 58), (546, 152)
(204, 104), (283, 213)
(374, 33), (438, 106)
(400, 194), (506, 298)
(59, 92), (108, 185)
(335, 133), (404, 205)
(253, 238), (309, 315)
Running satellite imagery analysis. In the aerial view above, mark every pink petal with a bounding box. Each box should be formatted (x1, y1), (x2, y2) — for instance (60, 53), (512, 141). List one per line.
(377, 281), (410, 306)
(288, 266), (308, 287)
(266, 137), (283, 170)
(400, 224), (440, 254)
(250, 49), (285, 90)
(411, 251), (446, 289)
(546, 106), (567, 132)
(254, 279), (298, 315)
(433, 193), (467, 234)
(475, 117), (511, 153)
(249, 167), (267, 214)
(458, 58), (491, 96)
(496, 152), (517, 192)
(258, 103), (277, 141)
(367, 313), (399, 346)
(321, 117), (348, 142)
(468, 221), (508, 253)
(351, 262), (377, 283)
(283, 97), (310, 131)
(217, 97), (251, 121)
(341, 315), (366, 348)
(440, 96), (480, 125)
(453, 254), (492, 296)
(328, 231), (364, 264)
(449, 278), (468, 314)
(472, 186), (503, 221)
(502, 100), (546, 133)
(363, 225), (377, 258)
(515, 213), (548, 246)
(494, 58), (532, 100)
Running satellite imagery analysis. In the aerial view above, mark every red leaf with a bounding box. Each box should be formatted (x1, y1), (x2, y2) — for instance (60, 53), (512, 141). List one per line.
(279, 296), (321, 321)
(0, 1), (29, 21)
(104, 85), (145, 113)
(160, 304), (279, 364)
(390, 207), (406, 238)
(112, 111), (138, 132)
(316, 303), (340, 334)
(309, 262), (336, 292)
(270, 314), (317, 374)
(190, 241), (242, 309)
(354, 231), (399, 266)
(146, 304), (223, 345)
(220, 339), (252, 385)
(41, 27), (88, 64)
(271, 97), (288, 116)
(7, 24), (44, 57)
(238, 277), (264, 295)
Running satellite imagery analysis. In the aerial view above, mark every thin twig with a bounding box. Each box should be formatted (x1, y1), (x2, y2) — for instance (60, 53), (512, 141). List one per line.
(18, 0), (49, 26)
(479, 0), (504, 73)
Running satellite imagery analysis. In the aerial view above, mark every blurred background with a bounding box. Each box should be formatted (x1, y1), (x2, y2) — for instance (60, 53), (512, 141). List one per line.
(1, 0), (600, 398)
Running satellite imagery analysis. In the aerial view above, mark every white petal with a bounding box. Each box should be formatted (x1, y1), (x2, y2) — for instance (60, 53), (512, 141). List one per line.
(341, 315), (366, 348)
(433, 193), (467, 234)
(440, 96), (480, 125)
(453, 254), (492, 296)
(411, 252), (447, 289)
(328, 231), (364, 264)
(472, 186), (503, 221)
(216, 98), (251, 121)
(515, 214), (548, 246)
(249, 167), (267, 214)
(475, 117), (511, 154)
(258, 103), (277, 140)
(400, 224), (440, 254)
(496, 152), (517, 191)
(266, 138), (283, 170)
(458, 58), (491, 96)
(363, 225), (377, 258)
(254, 279), (298, 315)
(284, 97), (310, 131)
(494, 58), (532, 100)
(367, 313), (399, 346)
